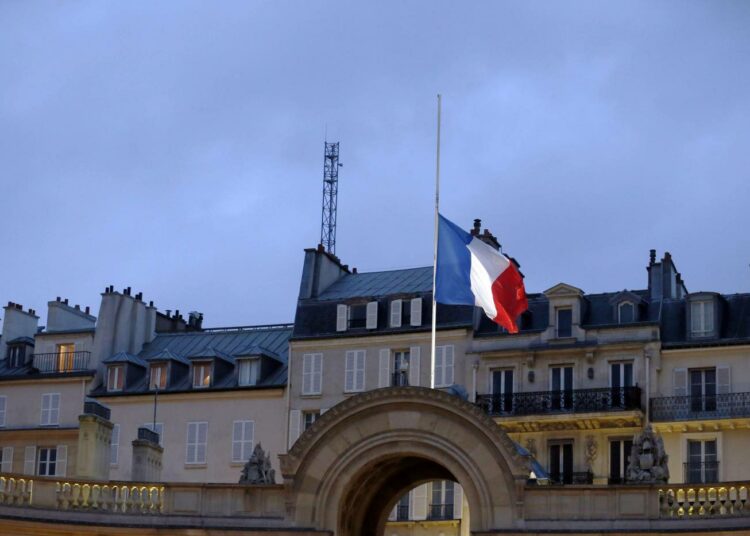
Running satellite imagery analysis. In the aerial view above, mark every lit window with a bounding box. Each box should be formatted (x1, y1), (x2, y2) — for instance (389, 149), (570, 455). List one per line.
(150, 363), (167, 390)
(238, 359), (259, 386)
(691, 301), (714, 337)
(56, 343), (75, 372)
(186, 421), (208, 464)
(556, 308), (572, 338)
(193, 362), (211, 388)
(107, 365), (124, 392)
(618, 302), (634, 323)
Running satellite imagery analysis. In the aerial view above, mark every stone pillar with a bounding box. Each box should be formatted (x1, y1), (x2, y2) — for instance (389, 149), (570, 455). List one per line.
(75, 401), (114, 480)
(131, 427), (163, 482)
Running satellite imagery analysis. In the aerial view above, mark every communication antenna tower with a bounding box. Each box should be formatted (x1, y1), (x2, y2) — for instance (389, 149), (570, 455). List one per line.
(320, 141), (341, 255)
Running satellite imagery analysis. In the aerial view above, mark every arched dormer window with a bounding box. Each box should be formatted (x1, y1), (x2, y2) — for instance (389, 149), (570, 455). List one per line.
(618, 301), (635, 324)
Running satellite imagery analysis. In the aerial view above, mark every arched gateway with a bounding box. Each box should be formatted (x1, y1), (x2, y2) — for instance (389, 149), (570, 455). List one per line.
(279, 386), (532, 536)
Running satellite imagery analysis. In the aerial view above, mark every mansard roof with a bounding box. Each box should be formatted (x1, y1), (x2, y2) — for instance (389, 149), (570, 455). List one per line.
(315, 266), (433, 301)
(660, 292), (750, 348)
(102, 352), (147, 367)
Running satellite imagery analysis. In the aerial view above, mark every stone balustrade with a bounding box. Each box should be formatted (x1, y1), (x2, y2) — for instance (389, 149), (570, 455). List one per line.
(659, 483), (749, 518)
(0, 476), (33, 506)
(56, 481), (165, 513)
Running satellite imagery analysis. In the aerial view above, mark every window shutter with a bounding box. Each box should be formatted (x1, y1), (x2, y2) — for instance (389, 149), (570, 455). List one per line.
(673, 368), (688, 396)
(717, 366), (731, 394)
(454, 483), (463, 519)
(434, 347), (445, 387)
(705, 303), (715, 332)
(356, 351), (366, 391)
(51, 394), (60, 425)
(445, 345), (455, 386)
(378, 349), (390, 388)
(410, 298), (423, 326)
(388, 505), (397, 521)
(411, 483), (428, 520)
(336, 305), (348, 332)
(366, 301), (378, 329)
(409, 346), (421, 387)
(345, 351), (355, 392)
(23, 446), (36, 476)
(302, 354), (312, 394)
(313, 353), (323, 394)
(56, 445), (67, 477)
(110, 424), (120, 465)
(1, 447), (13, 473)
(288, 409), (301, 449)
(232, 421), (243, 462)
(390, 300), (402, 328)
(690, 302), (701, 333)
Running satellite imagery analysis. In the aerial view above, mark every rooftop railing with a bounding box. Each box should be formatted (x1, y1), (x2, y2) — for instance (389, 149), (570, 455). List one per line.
(32, 351), (91, 373)
(650, 392), (750, 422)
(137, 427), (160, 445)
(475, 386), (642, 417)
(83, 400), (111, 421)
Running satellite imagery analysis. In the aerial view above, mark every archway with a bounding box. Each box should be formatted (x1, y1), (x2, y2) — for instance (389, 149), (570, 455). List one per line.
(279, 387), (531, 535)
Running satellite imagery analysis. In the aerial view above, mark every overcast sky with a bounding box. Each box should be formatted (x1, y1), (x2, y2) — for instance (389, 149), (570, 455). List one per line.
(1, 1), (748, 327)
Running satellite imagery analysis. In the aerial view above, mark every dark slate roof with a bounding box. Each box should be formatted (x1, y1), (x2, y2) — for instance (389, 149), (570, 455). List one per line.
(144, 348), (190, 365)
(661, 293), (750, 347)
(316, 266), (433, 301)
(235, 345), (282, 362)
(185, 347), (235, 364)
(102, 352), (148, 367)
(7, 336), (35, 345)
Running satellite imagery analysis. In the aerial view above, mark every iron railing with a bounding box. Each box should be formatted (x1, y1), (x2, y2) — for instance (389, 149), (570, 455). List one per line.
(651, 392), (750, 422)
(83, 400), (111, 421)
(684, 461), (720, 484)
(550, 471), (593, 485)
(392, 371), (409, 387)
(427, 503), (454, 520)
(137, 427), (160, 445)
(396, 503), (409, 521)
(32, 351), (91, 373)
(475, 386), (641, 416)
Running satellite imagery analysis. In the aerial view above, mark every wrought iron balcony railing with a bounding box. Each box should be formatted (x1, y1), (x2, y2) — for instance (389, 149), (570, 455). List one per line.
(392, 371), (409, 387)
(32, 351), (91, 373)
(684, 461), (720, 484)
(83, 400), (111, 421)
(650, 392), (750, 422)
(137, 427), (160, 445)
(475, 386), (641, 417)
(427, 503), (454, 520)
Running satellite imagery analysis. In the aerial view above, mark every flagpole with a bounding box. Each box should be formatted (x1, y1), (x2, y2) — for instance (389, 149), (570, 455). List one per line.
(430, 94), (441, 390)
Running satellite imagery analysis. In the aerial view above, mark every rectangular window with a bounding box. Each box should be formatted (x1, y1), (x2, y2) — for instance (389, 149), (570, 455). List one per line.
(38, 447), (57, 476)
(0, 446), (13, 473)
(556, 308), (572, 338)
(193, 362), (212, 388)
(618, 302), (635, 323)
(110, 424), (120, 465)
(434, 346), (455, 387)
(40, 393), (60, 426)
(690, 368), (717, 412)
(344, 350), (366, 392)
(56, 343), (75, 372)
(610, 362), (634, 408)
(150, 363), (167, 390)
(0, 396), (6, 427)
(549, 441), (574, 484)
(429, 480), (454, 520)
(687, 439), (718, 483)
(550, 366), (573, 410)
(691, 301), (714, 337)
(8, 346), (23, 368)
(396, 492), (410, 520)
(302, 353), (323, 395)
(143, 422), (164, 446)
(392, 350), (410, 386)
(348, 304), (367, 329)
(303, 411), (320, 431)
(232, 420), (254, 462)
(609, 439), (633, 484)
(491, 369), (514, 414)
(186, 422), (208, 464)
(238, 359), (260, 386)
(107, 365), (124, 392)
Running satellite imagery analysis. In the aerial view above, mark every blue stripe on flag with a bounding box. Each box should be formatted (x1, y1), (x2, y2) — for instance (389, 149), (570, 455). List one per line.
(435, 214), (474, 305)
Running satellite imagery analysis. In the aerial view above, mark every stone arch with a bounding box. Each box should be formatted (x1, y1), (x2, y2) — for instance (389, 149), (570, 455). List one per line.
(279, 387), (531, 536)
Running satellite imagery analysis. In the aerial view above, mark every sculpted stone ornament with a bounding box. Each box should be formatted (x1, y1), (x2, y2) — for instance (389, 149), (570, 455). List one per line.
(625, 424), (670, 483)
(585, 435), (597, 471)
(240, 442), (276, 484)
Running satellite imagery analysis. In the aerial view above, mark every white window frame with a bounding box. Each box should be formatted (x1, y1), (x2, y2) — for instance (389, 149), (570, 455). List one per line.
(1, 446), (13, 473)
(149, 363), (167, 390)
(143, 422), (164, 446)
(110, 424), (120, 465)
(238, 358), (260, 387)
(0, 396), (6, 427)
(691, 300), (714, 337)
(37, 447), (58, 476)
(344, 350), (366, 392)
(40, 393), (60, 426)
(186, 421), (208, 465)
(302, 353), (323, 396)
(107, 365), (124, 392)
(434, 345), (455, 388)
(617, 301), (635, 323)
(192, 361), (212, 389)
(231, 420), (254, 463)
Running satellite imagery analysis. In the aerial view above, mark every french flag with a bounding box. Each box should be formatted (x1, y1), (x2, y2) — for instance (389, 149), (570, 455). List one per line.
(436, 214), (528, 333)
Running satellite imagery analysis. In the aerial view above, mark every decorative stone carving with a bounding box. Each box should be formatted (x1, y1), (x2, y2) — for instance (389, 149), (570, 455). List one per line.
(240, 443), (276, 484)
(625, 424), (669, 483)
(525, 438), (537, 458)
(585, 435), (597, 471)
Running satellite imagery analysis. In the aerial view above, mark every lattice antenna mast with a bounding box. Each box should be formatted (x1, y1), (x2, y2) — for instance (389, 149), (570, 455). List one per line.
(320, 141), (341, 255)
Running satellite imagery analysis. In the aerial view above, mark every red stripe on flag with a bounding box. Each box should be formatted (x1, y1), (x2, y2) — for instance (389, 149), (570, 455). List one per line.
(490, 264), (528, 333)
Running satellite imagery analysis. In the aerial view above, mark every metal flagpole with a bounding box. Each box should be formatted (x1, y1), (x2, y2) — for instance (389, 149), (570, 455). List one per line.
(430, 94), (442, 390)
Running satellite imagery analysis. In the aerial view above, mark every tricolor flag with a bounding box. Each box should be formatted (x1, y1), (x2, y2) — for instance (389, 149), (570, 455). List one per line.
(435, 214), (528, 333)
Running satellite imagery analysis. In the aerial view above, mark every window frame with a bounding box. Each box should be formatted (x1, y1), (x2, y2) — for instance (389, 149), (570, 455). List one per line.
(56, 343), (75, 372)
(0, 396), (6, 427)
(434, 345), (455, 388)
(690, 300), (715, 338)
(556, 307), (573, 338)
(40, 393), (61, 426)
(617, 301), (635, 324)
(110, 423), (120, 466)
(192, 361), (212, 389)
(149, 363), (168, 390)
(238, 358), (260, 387)
(302, 353), (323, 396)
(231, 420), (254, 463)
(107, 365), (124, 392)
(185, 421), (208, 465)
(37, 447), (58, 476)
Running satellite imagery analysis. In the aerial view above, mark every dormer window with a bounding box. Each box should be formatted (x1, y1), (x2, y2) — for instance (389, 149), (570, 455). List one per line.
(348, 304), (367, 329)
(8, 345), (24, 368)
(193, 361), (212, 388)
(618, 302), (635, 324)
(691, 300), (714, 337)
(556, 308), (572, 338)
(150, 363), (167, 390)
(107, 365), (124, 392)
(56, 343), (75, 372)
(238, 359), (259, 386)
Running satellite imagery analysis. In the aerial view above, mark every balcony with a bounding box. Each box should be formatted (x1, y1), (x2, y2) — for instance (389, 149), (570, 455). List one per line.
(550, 471), (593, 485)
(392, 371), (409, 387)
(32, 351), (91, 373)
(684, 461), (720, 484)
(427, 503), (454, 520)
(651, 392), (750, 422)
(476, 386), (642, 417)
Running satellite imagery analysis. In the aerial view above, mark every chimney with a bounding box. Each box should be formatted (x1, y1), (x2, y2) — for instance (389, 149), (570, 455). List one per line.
(1, 302), (39, 362)
(470, 218), (501, 250)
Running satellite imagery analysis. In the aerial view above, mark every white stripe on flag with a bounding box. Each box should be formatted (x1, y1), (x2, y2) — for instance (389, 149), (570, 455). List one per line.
(466, 237), (511, 320)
